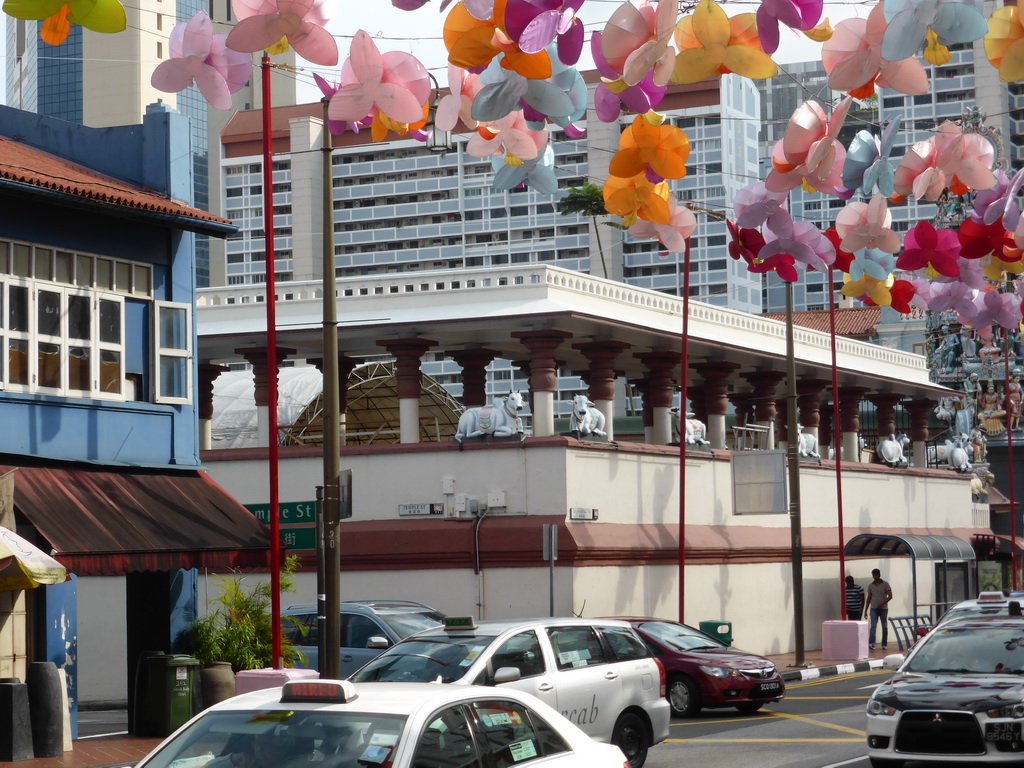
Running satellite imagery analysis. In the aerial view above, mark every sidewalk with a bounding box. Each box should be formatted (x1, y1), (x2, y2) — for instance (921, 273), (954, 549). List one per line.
(1, 646), (894, 768)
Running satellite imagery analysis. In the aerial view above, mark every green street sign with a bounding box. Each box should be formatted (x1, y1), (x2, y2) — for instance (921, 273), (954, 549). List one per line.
(279, 526), (316, 551)
(245, 501), (317, 525)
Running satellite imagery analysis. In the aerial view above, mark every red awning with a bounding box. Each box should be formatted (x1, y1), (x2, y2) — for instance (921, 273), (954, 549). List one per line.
(3, 463), (270, 576)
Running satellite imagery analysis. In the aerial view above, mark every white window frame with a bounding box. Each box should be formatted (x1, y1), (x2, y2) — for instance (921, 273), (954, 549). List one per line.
(153, 300), (193, 405)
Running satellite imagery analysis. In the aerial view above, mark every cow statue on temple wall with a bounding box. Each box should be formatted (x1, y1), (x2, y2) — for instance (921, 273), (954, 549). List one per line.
(455, 392), (526, 443)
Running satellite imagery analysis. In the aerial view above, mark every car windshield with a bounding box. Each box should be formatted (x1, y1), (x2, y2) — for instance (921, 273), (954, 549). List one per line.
(905, 625), (1024, 675)
(140, 710), (407, 768)
(349, 636), (496, 683)
(637, 621), (725, 652)
(376, 610), (445, 639)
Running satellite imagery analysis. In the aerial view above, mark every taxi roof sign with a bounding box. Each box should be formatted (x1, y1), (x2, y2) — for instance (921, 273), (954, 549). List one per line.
(979, 591), (1008, 602)
(280, 680), (356, 704)
(443, 616), (477, 631)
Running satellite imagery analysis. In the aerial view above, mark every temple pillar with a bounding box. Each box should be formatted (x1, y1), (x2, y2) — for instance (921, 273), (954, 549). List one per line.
(797, 379), (830, 440)
(907, 398), (933, 468)
(449, 348), (500, 408)
(819, 405), (833, 455)
(575, 341), (630, 441)
(635, 352), (678, 445)
(869, 393), (902, 439)
(377, 339), (437, 443)
(743, 371), (786, 450)
(236, 346), (296, 447)
(695, 362), (739, 450)
(198, 363), (229, 451)
(775, 396), (789, 448)
(839, 387), (869, 462)
(512, 330), (572, 437)
(309, 355), (364, 445)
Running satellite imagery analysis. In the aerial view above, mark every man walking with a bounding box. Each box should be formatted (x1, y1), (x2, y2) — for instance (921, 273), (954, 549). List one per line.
(867, 568), (893, 650)
(845, 575), (865, 621)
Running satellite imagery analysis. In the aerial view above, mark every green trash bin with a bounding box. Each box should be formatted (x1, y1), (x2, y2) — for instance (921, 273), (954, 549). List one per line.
(146, 654), (200, 737)
(699, 620), (733, 646)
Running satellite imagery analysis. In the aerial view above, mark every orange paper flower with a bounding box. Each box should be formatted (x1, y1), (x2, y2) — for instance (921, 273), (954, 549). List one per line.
(609, 114), (691, 181)
(443, 0), (551, 79)
(603, 172), (671, 226)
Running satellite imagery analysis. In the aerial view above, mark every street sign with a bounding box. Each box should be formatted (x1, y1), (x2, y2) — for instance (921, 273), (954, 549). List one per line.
(280, 527), (316, 551)
(245, 501), (317, 525)
(398, 503), (444, 516)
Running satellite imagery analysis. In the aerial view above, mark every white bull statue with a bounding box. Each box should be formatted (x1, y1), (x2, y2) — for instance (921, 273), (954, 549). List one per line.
(797, 428), (820, 460)
(670, 408), (709, 446)
(876, 433), (910, 467)
(569, 394), (606, 438)
(946, 433), (972, 473)
(455, 392), (526, 443)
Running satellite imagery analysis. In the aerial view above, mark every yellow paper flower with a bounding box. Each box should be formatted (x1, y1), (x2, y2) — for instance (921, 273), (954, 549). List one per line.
(671, 0), (778, 84)
(803, 18), (833, 43)
(841, 272), (895, 306)
(603, 173), (671, 226)
(923, 28), (951, 66)
(985, 6), (1024, 82)
(609, 115), (691, 181)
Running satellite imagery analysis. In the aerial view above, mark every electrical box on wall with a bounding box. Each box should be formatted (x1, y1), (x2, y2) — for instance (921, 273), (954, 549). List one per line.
(487, 490), (506, 509)
(454, 494), (468, 513)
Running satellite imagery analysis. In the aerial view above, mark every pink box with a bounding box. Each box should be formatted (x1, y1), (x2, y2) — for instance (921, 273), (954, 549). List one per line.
(821, 620), (869, 661)
(234, 667), (319, 695)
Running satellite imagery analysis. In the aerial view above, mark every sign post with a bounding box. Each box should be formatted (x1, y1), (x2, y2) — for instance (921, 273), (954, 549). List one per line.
(542, 524), (558, 617)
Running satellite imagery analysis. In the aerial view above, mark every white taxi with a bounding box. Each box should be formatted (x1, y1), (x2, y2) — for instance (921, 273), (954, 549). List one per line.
(349, 617), (670, 768)
(136, 679), (629, 768)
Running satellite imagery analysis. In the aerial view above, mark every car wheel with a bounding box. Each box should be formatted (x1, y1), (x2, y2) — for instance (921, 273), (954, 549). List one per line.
(668, 675), (701, 717)
(868, 758), (903, 768)
(735, 702), (763, 714)
(612, 712), (649, 768)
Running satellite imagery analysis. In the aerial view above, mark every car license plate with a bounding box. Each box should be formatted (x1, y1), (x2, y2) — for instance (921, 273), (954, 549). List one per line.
(986, 723), (1021, 742)
(756, 681), (781, 695)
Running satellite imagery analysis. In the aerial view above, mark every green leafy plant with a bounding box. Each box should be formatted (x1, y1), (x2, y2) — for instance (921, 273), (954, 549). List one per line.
(185, 555), (305, 671)
(558, 182), (611, 279)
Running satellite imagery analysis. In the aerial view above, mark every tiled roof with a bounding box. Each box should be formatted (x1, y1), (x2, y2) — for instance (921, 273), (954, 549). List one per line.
(761, 306), (882, 337)
(0, 135), (233, 231)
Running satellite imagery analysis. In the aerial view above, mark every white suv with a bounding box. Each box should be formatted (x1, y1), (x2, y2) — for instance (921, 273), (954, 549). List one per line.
(348, 617), (670, 768)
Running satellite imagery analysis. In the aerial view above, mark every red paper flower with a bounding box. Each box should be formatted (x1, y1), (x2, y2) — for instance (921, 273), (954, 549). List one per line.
(958, 218), (1014, 260)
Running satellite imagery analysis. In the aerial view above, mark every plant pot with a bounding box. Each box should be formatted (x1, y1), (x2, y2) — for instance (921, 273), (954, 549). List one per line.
(200, 662), (236, 708)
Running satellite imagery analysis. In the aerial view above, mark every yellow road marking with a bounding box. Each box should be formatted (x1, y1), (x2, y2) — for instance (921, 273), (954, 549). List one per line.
(666, 738), (864, 743)
(765, 709), (866, 736)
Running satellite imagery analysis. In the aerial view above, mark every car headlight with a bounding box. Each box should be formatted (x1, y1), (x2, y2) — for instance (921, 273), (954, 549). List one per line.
(988, 704), (1024, 718)
(698, 665), (740, 678)
(867, 698), (896, 716)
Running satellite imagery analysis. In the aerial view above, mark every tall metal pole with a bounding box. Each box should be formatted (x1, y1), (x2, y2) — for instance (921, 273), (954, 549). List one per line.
(829, 268), (847, 618)
(785, 281), (805, 665)
(261, 53), (282, 668)
(320, 98), (342, 679)
(678, 236), (691, 625)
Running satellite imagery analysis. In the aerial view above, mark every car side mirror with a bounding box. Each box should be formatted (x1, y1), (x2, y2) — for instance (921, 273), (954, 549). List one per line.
(882, 653), (904, 670)
(493, 666), (521, 684)
(366, 635), (391, 649)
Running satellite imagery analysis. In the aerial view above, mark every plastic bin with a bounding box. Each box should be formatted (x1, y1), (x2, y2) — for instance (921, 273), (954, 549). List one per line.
(699, 620), (733, 646)
(144, 655), (200, 737)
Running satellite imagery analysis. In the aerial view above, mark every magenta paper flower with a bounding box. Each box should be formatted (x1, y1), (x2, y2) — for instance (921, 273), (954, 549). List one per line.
(835, 194), (902, 254)
(756, 0), (823, 55)
(601, 0), (677, 86)
(151, 12), (249, 111)
(227, 0), (337, 66)
(504, 0), (585, 64)
(436, 65), (483, 131)
(392, 0), (430, 8)
(466, 110), (547, 161)
(734, 181), (789, 230)
(328, 30), (430, 125)
(590, 32), (666, 122)
(895, 221), (961, 277)
(628, 198), (697, 253)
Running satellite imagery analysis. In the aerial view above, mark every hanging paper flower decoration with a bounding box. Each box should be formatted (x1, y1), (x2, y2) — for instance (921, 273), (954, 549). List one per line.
(755, 0), (823, 55)
(896, 221), (961, 277)
(628, 198), (697, 253)
(472, 48), (581, 123)
(804, 17), (833, 41)
(151, 12), (249, 111)
(436, 65), (483, 132)
(734, 181), (789, 230)
(591, 32), (667, 122)
(226, 0), (338, 66)
(985, 6), (1024, 82)
(443, 0), (552, 78)
(609, 113), (690, 183)
(727, 219), (766, 263)
(758, 212), (837, 274)
(972, 287), (1023, 330)
(671, 0), (778, 84)
(603, 172), (671, 225)
(821, 3), (928, 98)
(466, 109), (548, 161)
(971, 167), (1024, 234)
(835, 194), (901, 254)
(842, 270), (897, 306)
(504, 0), (585, 64)
(3, 0), (126, 45)
(840, 117), (901, 199)
(823, 227), (855, 273)
(880, 0), (988, 63)
(490, 143), (558, 194)
(600, 0), (677, 86)
(958, 218), (1016, 260)
(923, 27), (952, 65)
(313, 74), (368, 136)
(328, 30), (430, 128)
(767, 96), (852, 194)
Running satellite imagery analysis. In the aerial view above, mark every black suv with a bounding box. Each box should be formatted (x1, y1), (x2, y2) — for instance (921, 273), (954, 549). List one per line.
(283, 599), (444, 676)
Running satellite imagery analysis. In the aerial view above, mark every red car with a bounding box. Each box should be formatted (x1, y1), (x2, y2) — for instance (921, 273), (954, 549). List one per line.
(623, 618), (785, 717)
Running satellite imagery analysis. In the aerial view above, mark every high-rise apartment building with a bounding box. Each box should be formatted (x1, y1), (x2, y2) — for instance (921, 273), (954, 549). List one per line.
(4, 0), (296, 287)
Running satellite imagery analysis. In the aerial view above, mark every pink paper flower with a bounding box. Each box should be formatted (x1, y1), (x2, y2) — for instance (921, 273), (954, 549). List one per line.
(835, 194), (902, 254)
(226, 0), (338, 66)
(734, 181), (789, 230)
(465, 110), (547, 161)
(628, 198), (697, 253)
(600, 0), (677, 86)
(895, 221), (961, 277)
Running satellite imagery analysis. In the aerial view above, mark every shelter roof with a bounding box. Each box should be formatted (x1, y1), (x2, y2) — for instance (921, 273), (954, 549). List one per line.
(761, 306), (882, 337)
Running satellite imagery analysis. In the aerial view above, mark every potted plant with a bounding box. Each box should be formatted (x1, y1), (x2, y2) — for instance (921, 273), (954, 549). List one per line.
(184, 555), (306, 706)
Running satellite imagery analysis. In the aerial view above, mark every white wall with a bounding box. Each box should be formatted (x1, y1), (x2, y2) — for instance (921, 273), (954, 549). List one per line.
(76, 577), (126, 705)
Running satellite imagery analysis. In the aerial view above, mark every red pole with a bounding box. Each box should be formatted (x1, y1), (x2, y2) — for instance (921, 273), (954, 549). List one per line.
(829, 267), (847, 619)
(1004, 328), (1018, 590)
(679, 236), (691, 624)
(261, 53), (282, 668)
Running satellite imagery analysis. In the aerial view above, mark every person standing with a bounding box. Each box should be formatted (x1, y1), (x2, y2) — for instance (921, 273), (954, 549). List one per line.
(844, 575), (865, 621)
(867, 568), (893, 650)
